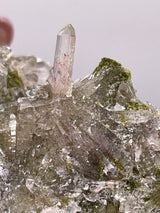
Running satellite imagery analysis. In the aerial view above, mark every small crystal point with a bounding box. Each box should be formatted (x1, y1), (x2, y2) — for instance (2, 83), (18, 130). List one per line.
(48, 24), (76, 96)
(59, 24), (75, 36)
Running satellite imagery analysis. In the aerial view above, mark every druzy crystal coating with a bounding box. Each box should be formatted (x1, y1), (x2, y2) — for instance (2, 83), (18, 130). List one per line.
(49, 24), (76, 96)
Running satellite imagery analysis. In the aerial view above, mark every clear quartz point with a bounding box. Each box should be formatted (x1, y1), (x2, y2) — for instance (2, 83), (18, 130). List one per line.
(48, 24), (76, 96)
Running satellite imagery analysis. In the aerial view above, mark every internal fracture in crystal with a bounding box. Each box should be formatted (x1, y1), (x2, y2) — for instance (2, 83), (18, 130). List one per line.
(48, 24), (76, 96)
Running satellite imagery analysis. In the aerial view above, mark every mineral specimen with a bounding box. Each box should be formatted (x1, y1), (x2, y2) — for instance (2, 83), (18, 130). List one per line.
(0, 29), (160, 212)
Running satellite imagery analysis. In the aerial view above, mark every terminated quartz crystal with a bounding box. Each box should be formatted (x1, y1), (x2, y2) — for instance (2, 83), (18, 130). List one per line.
(48, 24), (76, 96)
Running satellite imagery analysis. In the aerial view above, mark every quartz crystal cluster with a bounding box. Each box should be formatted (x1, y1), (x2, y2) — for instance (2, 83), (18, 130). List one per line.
(0, 26), (160, 213)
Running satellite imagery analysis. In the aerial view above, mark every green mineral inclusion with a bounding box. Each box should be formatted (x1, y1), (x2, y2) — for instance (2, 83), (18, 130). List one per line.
(7, 69), (24, 89)
(93, 57), (131, 81)
(118, 113), (131, 125)
(126, 101), (149, 110)
(92, 57), (149, 110)
(92, 58), (132, 107)
(1, 69), (24, 103)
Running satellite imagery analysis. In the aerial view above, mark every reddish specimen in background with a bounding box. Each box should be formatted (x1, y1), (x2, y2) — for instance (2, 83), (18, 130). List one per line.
(0, 16), (14, 46)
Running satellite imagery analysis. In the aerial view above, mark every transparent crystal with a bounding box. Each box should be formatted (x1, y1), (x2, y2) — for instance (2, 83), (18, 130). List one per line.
(0, 63), (7, 90)
(0, 46), (12, 62)
(48, 24), (76, 96)
(0, 46), (12, 89)
(9, 56), (51, 89)
(0, 52), (51, 104)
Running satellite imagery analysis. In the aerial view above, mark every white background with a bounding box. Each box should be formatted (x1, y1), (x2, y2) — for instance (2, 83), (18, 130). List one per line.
(1, 0), (160, 108)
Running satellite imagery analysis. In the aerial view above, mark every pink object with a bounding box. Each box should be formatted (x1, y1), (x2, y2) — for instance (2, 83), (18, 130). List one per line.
(0, 16), (14, 46)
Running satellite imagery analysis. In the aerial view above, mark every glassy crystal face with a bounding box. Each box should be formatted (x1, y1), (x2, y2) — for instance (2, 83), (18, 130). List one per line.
(0, 47), (51, 104)
(0, 47), (160, 213)
(49, 24), (76, 96)
(0, 46), (12, 61)
(9, 56), (51, 89)
(0, 47), (12, 88)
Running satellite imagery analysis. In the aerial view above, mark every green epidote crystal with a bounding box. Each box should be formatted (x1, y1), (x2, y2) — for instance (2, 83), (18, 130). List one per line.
(92, 58), (133, 108)
(0, 47), (160, 213)
(7, 69), (24, 89)
(126, 101), (149, 110)
(93, 57), (131, 81)
(0, 69), (25, 104)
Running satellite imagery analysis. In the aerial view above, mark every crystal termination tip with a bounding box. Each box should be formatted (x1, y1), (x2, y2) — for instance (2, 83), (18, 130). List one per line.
(58, 24), (75, 36)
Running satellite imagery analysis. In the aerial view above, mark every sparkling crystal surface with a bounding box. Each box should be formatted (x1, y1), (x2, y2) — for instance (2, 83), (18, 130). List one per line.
(49, 24), (76, 96)
(0, 48), (160, 213)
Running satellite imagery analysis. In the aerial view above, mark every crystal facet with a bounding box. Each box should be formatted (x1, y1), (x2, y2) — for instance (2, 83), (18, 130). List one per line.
(49, 24), (76, 96)
(0, 49), (51, 104)
(0, 46), (12, 98)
